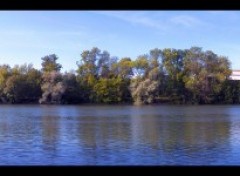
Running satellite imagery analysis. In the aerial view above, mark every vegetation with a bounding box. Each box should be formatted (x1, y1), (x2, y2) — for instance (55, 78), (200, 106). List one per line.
(0, 46), (236, 105)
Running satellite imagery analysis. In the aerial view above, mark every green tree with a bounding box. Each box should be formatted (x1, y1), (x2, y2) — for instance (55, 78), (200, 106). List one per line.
(3, 64), (41, 103)
(116, 57), (133, 79)
(162, 49), (186, 103)
(0, 65), (11, 102)
(41, 54), (62, 72)
(133, 55), (149, 78)
(94, 76), (131, 103)
(183, 47), (231, 104)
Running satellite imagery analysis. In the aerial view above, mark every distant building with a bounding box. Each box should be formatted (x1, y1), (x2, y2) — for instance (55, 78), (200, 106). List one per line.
(229, 70), (240, 80)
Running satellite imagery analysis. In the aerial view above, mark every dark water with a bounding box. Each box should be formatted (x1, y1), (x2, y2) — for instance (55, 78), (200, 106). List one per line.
(0, 105), (240, 165)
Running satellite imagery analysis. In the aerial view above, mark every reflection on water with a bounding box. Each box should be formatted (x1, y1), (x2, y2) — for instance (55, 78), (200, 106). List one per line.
(0, 105), (239, 165)
(42, 115), (59, 152)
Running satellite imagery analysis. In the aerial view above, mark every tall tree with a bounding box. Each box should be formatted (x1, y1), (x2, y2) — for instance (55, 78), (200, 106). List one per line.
(117, 57), (133, 79)
(0, 65), (11, 102)
(162, 49), (186, 102)
(132, 55), (149, 78)
(183, 47), (231, 104)
(41, 54), (62, 72)
(97, 50), (111, 78)
(40, 54), (65, 104)
(76, 47), (101, 103)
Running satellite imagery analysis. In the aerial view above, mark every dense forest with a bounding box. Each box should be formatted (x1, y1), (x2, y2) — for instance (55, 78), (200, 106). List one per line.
(0, 46), (239, 105)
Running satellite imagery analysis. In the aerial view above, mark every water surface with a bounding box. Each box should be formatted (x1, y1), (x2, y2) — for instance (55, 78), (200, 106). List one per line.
(0, 105), (239, 165)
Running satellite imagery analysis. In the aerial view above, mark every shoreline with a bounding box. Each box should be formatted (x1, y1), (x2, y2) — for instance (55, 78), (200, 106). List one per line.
(0, 102), (239, 106)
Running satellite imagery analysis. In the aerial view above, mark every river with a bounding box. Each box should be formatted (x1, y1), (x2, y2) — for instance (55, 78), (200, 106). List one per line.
(0, 105), (239, 165)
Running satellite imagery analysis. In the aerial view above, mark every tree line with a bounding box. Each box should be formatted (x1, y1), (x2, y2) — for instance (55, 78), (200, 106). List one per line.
(0, 46), (239, 105)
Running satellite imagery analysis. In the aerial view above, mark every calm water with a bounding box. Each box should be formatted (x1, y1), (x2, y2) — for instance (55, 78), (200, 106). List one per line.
(0, 105), (240, 165)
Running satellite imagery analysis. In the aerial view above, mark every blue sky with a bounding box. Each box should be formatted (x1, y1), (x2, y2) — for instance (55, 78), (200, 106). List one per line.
(0, 11), (240, 72)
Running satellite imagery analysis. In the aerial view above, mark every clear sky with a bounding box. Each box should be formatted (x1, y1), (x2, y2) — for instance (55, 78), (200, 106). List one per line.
(0, 11), (240, 72)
